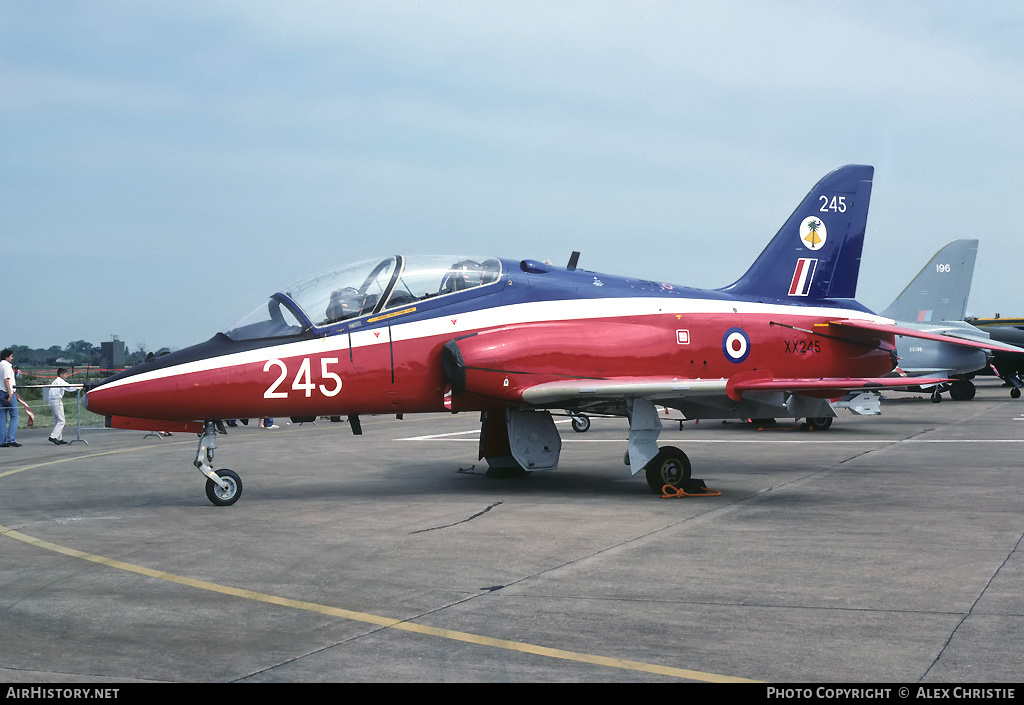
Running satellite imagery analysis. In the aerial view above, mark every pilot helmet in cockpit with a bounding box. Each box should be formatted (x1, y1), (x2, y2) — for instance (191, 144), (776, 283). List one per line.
(325, 287), (367, 323)
(440, 260), (488, 295)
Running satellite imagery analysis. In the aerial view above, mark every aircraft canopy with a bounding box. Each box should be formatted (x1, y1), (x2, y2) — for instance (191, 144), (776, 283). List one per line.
(224, 255), (502, 340)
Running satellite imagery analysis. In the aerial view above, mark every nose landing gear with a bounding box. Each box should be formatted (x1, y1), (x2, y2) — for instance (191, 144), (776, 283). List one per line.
(195, 421), (243, 506)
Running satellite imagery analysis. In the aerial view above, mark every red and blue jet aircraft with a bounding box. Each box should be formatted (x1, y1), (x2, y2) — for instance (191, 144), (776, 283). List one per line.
(86, 165), (1013, 505)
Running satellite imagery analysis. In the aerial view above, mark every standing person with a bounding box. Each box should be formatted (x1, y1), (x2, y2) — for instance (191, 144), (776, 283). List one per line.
(48, 368), (81, 445)
(0, 349), (19, 447)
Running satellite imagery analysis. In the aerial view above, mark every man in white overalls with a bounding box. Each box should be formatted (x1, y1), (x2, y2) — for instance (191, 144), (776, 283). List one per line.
(48, 368), (80, 445)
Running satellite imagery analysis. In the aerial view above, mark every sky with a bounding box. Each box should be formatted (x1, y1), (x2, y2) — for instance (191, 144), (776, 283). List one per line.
(2, 1), (1022, 352)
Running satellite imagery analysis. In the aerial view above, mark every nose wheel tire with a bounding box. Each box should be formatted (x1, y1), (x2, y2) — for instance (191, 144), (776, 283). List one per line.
(205, 469), (243, 506)
(644, 446), (691, 494)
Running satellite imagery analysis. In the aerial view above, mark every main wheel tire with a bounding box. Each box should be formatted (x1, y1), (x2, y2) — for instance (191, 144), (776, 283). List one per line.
(805, 416), (833, 431)
(1012, 387), (1021, 399)
(644, 446), (691, 494)
(949, 380), (976, 401)
(570, 414), (591, 433)
(205, 469), (243, 506)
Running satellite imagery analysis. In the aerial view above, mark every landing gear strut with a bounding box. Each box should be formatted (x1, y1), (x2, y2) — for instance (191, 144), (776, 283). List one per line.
(195, 421), (243, 506)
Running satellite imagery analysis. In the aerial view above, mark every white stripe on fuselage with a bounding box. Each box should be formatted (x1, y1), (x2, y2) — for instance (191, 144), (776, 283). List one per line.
(94, 297), (895, 392)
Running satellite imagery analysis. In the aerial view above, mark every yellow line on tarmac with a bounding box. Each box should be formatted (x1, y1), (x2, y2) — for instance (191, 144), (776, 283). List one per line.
(0, 522), (756, 682)
(0, 437), (758, 682)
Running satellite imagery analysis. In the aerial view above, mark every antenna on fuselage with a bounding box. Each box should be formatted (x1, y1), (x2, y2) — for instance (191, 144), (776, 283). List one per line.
(567, 251), (580, 270)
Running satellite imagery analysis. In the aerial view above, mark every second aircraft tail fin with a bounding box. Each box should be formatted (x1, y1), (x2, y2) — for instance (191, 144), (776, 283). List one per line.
(880, 239), (978, 323)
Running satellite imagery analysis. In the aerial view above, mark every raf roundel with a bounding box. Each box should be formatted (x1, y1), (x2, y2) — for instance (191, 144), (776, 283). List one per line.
(722, 327), (751, 364)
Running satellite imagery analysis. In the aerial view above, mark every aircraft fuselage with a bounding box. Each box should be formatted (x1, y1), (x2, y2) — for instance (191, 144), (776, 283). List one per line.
(86, 257), (895, 422)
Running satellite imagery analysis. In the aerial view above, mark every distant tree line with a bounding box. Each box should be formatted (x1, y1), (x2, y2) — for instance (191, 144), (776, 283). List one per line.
(9, 341), (171, 370)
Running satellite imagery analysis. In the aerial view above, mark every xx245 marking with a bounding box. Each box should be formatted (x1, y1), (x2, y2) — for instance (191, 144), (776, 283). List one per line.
(784, 340), (822, 354)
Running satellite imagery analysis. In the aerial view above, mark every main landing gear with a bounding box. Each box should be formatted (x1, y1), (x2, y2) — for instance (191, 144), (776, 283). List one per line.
(479, 404), (709, 495)
(928, 379), (978, 403)
(195, 421), (243, 506)
(626, 399), (711, 495)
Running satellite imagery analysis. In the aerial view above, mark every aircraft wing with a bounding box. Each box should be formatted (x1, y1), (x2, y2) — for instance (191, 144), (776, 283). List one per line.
(828, 319), (1024, 355)
(519, 375), (951, 405)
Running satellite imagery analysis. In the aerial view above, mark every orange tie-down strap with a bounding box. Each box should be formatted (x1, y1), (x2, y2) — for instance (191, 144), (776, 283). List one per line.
(660, 482), (722, 499)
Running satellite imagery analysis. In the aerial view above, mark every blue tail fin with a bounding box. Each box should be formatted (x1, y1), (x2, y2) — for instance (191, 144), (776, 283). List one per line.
(718, 165), (874, 302)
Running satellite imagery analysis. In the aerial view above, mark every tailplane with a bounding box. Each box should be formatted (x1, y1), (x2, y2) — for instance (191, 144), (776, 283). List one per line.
(719, 165), (874, 302)
(880, 239), (978, 323)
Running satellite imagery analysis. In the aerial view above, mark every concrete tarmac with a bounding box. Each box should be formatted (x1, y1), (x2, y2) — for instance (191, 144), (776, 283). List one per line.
(1, 380), (1022, 683)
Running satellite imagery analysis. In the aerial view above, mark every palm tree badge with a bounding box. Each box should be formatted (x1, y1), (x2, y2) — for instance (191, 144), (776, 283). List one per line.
(800, 216), (827, 250)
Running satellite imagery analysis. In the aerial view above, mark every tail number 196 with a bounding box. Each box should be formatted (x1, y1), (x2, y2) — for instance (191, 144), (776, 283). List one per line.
(263, 358), (343, 399)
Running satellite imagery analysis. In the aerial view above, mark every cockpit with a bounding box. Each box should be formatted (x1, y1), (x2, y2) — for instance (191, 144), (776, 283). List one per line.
(224, 255), (503, 341)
